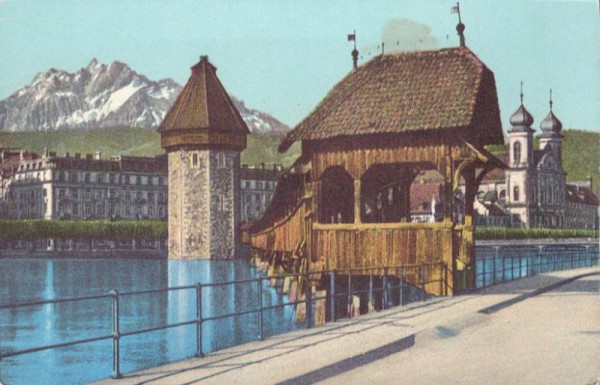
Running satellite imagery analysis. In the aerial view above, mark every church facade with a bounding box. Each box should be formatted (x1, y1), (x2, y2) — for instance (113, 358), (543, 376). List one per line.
(474, 94), (598, 229)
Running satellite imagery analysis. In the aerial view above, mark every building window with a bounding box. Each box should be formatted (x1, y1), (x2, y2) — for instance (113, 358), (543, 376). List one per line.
(218, 153), (226, 168)
(513, 142), (521, 166)
(513, 185), (520, 202)
(192, 153), (198, 167)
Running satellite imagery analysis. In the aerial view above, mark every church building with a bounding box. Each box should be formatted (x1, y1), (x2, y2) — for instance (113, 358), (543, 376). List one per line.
(475, 90), (598, 229)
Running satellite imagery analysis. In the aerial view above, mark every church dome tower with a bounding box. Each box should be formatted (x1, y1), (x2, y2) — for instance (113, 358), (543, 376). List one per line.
(159, 56), (249, 259)
(539, 90), (564, 164)
(508, 84), (535, 168)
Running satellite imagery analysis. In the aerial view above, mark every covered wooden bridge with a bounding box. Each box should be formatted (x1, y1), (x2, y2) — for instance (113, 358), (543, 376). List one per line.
(247, 48), (505, 295)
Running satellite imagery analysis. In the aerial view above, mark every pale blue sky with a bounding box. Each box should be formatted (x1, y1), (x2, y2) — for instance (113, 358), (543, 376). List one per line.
(0, 0), (598, 132)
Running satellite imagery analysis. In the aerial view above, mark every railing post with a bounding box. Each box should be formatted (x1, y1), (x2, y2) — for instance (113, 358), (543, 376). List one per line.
(347, 269), (352, 319)
(519, 257), (522, 278)
(492, 255), (497, 284)
(329, 270), (336, 322)
(420, 264), (425, 301)
(494, 246), (499, 284)
(399, 266), (404, 306)
(257, 278), (264, 340)
(195, 283), (204, 357)
(382, 267), (388, 310)
(482, 257), (487, 287)
(305, 272), (312, 329)
(502, 257), (506, 282)
(110, 290), (122, 379)
(510, 257), (514, 280)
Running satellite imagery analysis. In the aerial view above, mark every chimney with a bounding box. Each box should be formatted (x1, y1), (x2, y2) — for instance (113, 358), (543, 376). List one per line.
(43, 147), (49, 158)
(65, 152), (70, 158)
(86, 153), (93, 160)
(19, 150), (25, 160)
(260, 162), (265, 170)
(95, 151), (102, 160)
(588, 176), (593, 189)
(75, 153), (81, 159)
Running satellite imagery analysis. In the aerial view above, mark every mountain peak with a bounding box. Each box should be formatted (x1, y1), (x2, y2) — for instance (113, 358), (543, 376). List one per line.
(0, 59), (290, 133)
(87, 58), (99, 68)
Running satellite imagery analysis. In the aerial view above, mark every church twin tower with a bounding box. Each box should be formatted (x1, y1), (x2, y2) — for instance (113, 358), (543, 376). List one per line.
(158, 56), (249, 259)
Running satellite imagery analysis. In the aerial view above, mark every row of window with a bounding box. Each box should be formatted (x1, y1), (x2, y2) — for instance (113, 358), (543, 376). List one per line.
(55, 188), (166, 202)
(53, 171), (167, 186)
(241, 180), (276, 190)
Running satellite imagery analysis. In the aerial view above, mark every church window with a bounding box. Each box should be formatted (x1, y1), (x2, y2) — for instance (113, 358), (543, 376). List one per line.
(513, 142), (521, 166)
(513, 185), (520, 202)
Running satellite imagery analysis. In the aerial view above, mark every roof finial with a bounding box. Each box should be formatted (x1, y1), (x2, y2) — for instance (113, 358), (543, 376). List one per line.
(348, 30), (358, 70)
(520, 81), (524, 105)
(452, 2), (466, 48)
(549, 89), (553, 111)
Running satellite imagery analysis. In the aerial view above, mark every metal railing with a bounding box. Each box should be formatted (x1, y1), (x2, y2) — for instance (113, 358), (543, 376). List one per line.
(475, 245), (599, 288)
(0, 261), (447, 380)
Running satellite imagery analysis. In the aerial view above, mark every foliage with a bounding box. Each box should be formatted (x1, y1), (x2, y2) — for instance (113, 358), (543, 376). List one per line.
(0, 127), (301, 168)
(475, 227), (598, 240)
(0, 220), (167, 241)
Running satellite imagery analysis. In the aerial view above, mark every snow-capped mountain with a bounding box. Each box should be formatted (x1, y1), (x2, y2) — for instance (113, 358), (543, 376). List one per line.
(0, 59), (289, 133)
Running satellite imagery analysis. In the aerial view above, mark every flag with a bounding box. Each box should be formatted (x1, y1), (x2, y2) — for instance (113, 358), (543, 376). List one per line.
(451, 4), (459, 14)
(347, 33), (355, 41)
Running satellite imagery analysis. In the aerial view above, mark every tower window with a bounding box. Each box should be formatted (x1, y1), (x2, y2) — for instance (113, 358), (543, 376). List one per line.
(513, 142), (521, 166)
(513, 185), (520, 202)
(218, 153), (226, 168)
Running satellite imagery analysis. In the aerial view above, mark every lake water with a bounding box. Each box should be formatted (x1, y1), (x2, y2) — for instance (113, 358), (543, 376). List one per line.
(0, 258), (299, 385)
(0, 244), (597, 385)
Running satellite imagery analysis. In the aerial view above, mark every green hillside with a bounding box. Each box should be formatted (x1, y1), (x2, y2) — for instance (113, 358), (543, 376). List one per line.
(0, 128), (301, 168)
(0, 128), (595, 185)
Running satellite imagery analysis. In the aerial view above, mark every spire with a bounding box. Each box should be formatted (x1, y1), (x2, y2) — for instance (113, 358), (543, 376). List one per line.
(509, 81), (534, 131)
(452, 2), (466, 48)
(348, 30), (358, 70)
(520, 81), (523, 105)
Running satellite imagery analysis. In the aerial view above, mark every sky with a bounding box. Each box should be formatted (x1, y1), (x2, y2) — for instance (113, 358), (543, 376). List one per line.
(0, 0), (598, 133)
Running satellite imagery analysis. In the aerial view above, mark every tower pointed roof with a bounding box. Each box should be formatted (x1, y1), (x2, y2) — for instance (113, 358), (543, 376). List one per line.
(158, 56), (249, 135)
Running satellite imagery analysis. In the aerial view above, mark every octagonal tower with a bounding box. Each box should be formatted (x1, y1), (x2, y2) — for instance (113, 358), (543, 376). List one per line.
(158, 56), (249, 259)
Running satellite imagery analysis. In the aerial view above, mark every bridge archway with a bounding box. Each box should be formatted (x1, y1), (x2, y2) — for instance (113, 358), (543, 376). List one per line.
(319, 166), (354, 224)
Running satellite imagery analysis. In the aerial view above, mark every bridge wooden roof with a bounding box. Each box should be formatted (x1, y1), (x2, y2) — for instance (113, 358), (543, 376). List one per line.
(279, 47), (503, 152)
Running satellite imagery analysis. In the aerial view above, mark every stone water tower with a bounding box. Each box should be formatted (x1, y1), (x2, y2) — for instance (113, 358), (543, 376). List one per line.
(158, 56), (249, 259)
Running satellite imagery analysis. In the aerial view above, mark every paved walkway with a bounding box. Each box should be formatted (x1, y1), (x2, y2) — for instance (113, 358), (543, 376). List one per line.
(91, 267), (600, 385)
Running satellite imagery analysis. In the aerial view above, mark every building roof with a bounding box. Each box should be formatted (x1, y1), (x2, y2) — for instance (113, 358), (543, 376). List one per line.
(481, 151), (509, 182)
(241, 164), (283, 181)
(540, 110), (563, 138)
(158, 56), (249, 135)
(410, 181), (441, 212)
(566, 185), (599, 206)
(46, 154), (167, 173)
(508, 104), (534, 132)
(279, 47), (503, 152)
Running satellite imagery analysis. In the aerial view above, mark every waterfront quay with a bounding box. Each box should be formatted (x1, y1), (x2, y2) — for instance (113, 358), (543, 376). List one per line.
(91, 266), (599, 385)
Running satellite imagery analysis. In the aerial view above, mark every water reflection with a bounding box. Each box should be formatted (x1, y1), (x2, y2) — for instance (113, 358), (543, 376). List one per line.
(0, 258), (298, 385)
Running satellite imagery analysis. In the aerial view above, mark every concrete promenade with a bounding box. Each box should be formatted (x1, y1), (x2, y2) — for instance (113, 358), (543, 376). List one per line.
(92, 267), (600, 385)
